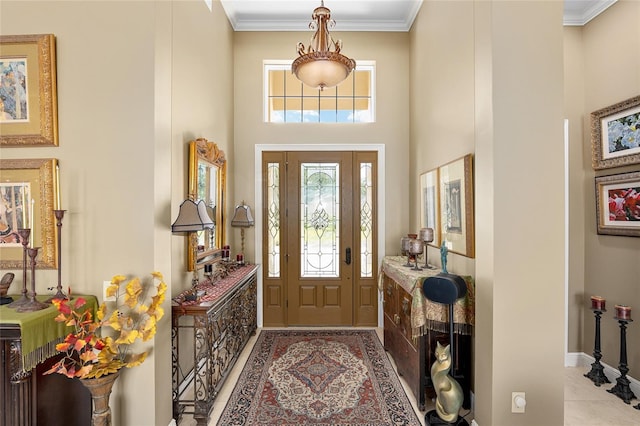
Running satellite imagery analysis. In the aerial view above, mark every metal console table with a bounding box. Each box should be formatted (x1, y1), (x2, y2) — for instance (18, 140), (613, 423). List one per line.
(171, 264), (259, 425)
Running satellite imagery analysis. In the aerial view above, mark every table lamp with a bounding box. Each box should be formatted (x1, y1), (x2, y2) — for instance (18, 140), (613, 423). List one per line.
(231, 201), (254, 264)
(172, 199), (214, 286)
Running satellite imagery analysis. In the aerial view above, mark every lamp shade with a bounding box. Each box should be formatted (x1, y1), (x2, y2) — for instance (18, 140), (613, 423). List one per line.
(231, 203), (254, 228)
(171, 199), (214, 233)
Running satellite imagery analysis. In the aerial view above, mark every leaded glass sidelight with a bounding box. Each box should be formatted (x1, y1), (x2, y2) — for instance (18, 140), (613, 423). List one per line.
(267, 163), (280, 278)
(360, 162), (373, 277)
(300, 163), (340, 277)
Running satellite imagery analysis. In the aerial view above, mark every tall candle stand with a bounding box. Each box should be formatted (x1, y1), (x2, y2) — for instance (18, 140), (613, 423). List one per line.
(46, 209), (67, 302)
(584, 306), (610, 386)
(7, 228), (32, 308)
(607, 308), (636, 404)
(15, 247), (48, 313)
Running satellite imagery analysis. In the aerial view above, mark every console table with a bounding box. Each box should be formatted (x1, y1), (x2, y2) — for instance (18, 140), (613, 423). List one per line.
(379, 256), (474, 411)
(171, 264), (259, 425)
(0, 295), (96, 426)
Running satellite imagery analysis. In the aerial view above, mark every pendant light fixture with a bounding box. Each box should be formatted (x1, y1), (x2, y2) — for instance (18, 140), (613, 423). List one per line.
(292, 1), (356, 90)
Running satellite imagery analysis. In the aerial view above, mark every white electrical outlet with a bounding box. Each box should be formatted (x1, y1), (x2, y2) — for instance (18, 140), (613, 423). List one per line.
(103, 280), (115, 301)
(512, 391), (526, 413)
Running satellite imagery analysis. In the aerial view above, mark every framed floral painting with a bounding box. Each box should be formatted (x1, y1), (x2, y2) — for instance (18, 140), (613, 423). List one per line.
(591, 95), (640, 170)
(595, 171), (640, 237)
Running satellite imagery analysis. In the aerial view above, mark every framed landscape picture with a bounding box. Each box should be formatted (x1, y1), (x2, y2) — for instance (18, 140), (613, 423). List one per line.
(591, 95), (640, 170)
(0, 34), (58, 147)
(439, 154), (474, 258)
(595, 171), (640, 237)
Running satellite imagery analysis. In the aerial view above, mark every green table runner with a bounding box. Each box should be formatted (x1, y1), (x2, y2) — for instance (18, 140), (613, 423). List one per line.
(0, 295), (98, 372)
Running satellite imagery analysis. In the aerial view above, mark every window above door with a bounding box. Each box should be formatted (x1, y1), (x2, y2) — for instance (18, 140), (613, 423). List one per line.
(263, 61), (375, 123)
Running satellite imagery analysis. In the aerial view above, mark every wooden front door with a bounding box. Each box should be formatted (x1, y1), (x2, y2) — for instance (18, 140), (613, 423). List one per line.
(262, 151), (378, 327)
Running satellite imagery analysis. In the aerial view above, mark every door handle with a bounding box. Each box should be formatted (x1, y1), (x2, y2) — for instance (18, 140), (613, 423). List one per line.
(345, 247), (351, 265)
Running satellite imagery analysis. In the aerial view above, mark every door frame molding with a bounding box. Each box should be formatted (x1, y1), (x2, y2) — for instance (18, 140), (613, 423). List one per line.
(254, 144), (386, 328)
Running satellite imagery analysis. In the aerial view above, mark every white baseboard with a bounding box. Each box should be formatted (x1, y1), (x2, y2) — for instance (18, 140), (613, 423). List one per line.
(566, 351), (640, 397)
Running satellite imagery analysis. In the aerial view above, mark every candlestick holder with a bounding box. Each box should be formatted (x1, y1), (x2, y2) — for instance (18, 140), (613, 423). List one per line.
(400, 236), (413, 267)
(409, 238), (424, 271)
(584, 307), (610, 386)
(7, 228), (32, 309)
(15, 247), (48, 313)
(45, 210), (68, 302)
(607, 317), (636, 404)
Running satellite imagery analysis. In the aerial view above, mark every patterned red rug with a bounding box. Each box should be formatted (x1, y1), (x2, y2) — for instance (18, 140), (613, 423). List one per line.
(218, 329), (422, 425)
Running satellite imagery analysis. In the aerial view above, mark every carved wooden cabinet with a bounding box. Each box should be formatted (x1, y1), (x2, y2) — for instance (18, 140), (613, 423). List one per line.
(382, 274), (423, 402)
(1, 296), (94, 426)
(381, 256), (474, 411)
(171, 264), (259, 426)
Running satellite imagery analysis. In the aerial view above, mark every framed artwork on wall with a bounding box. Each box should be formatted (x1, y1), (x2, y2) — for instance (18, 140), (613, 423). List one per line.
(0, 158), (59, 268)
(0, 34), (58, 147)
(591, 95), (640, 170)
(595, 171), (640, 237)
(439, 154), (474, 258)
(420, 168), (440, 247)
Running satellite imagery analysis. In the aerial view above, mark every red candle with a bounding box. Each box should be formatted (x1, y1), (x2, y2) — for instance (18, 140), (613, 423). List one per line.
(615, 305), (631, 320)
(590, 296), (605, 311)
(237, 253), (244, 263)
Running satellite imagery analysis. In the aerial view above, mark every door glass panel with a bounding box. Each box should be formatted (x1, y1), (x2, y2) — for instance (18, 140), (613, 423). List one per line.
(300, 163), (340, 278)
(360, 162), (373, 277)
(267, 162), (280, 278)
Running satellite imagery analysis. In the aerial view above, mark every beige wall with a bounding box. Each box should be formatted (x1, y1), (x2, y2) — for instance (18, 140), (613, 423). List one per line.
(579, 0), (640, 369)
(233, 31), (411, 262)
(0, 1), (234, 424)
(411, 1), (565, 424)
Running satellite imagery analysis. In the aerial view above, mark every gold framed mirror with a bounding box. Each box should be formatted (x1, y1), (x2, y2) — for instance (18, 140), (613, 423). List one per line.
(187, 138), (226, 271)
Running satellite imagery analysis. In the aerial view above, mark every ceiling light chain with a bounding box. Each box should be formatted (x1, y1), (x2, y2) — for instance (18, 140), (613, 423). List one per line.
(292, 1), (356, 91)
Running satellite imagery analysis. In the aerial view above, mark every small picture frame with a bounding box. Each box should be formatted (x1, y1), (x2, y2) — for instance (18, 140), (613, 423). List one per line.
(0, 34), (58, 147)
(439, 154), (474, 258)
(0, 158), (59, 268)
(419, 168), (440, 247)
(591, 95), (640, 170)
(595, 171), (640, 237)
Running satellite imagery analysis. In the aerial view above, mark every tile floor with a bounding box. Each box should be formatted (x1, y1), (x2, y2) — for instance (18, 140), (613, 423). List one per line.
(177, 328), (640, 426)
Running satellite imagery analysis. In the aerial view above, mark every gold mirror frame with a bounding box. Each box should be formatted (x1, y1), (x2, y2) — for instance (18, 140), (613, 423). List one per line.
(187, 138), (226, 271)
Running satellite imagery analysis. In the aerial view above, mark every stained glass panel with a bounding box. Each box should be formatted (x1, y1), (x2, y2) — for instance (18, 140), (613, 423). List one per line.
(360, 162), (373, 277)
(300, 163), (340, 277)
(267, 163), (280, 278)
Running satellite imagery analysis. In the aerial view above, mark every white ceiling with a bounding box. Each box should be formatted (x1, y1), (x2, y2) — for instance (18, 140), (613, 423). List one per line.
(219, 0), (618, 32)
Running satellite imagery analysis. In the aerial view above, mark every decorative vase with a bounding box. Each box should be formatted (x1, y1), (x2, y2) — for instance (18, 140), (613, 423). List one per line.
(80, 371), (120, 426)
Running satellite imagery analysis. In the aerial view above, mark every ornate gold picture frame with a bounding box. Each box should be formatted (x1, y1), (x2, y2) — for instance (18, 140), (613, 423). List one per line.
(0, 158), (58, 268)
(0, 34), (58, 147)
(595, 171), (640, 237)
(591, 95), (640, 170)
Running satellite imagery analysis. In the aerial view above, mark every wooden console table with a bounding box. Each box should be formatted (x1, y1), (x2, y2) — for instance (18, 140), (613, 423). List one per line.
(171, 264), (259, 425)
(0, 295), (96, 426)
(379, 256), (474, 411)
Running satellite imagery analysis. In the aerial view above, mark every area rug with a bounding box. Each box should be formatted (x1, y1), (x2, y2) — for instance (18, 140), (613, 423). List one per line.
(217, 329), (422, 425)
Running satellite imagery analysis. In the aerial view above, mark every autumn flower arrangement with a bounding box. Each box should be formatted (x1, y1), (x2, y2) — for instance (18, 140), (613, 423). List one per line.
(44, 272), (167, 379)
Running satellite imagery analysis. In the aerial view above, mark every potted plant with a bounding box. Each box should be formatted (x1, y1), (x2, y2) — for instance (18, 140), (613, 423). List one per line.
(44, 272), (167, 425)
